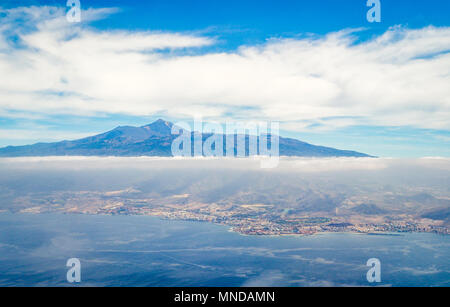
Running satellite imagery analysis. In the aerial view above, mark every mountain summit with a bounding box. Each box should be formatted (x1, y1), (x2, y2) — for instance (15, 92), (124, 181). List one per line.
(0, 119), (372, 157)
(141, 119), (174, 136)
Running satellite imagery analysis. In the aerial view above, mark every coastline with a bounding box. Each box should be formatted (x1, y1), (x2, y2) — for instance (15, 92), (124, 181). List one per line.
(1, 211), (446, 237)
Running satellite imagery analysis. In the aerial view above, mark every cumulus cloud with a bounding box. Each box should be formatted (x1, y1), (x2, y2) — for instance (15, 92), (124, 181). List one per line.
(0, 6), (449, 131)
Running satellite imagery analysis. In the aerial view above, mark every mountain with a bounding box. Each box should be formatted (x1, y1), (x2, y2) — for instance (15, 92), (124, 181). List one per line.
(0, 119), (373, 157)
(421, 207), (450, 222)
(351, 203), (388, 215)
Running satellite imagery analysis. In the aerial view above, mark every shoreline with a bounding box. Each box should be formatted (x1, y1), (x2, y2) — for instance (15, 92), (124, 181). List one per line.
(1, 211), (447, 237)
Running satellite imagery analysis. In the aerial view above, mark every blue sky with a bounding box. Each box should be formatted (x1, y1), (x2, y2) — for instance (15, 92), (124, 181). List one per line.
(0, 0), (449, 157)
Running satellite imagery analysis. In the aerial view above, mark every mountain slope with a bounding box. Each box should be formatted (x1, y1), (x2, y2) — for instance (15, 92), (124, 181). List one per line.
(0, 119), (373, 157)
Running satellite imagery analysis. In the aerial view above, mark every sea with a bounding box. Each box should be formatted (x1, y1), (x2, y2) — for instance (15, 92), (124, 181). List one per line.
(0, 213), (448, 287)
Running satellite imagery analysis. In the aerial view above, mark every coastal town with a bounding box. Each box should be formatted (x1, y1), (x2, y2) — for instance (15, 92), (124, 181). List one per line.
(11, 189), (449, 236)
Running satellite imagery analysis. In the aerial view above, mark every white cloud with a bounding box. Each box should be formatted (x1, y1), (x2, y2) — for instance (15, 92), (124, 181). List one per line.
(0, 6), (449, 131)
(2, 156), (449, 173)
(395, 266), (443, 276)
(0, 128), (94, 141)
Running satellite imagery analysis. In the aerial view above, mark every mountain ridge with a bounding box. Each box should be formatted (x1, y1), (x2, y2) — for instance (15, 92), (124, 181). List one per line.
(0, 119), (374, 158)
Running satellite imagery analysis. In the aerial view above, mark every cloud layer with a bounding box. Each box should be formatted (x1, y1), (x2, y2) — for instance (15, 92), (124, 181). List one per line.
(0, 6), (450, 132)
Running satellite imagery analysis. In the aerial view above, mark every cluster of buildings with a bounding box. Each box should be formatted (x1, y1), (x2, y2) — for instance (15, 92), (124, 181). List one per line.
(15, 191), (448, 236)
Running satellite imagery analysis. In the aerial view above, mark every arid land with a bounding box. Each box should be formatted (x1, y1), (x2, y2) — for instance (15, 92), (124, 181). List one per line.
(5, 188), (448, 236)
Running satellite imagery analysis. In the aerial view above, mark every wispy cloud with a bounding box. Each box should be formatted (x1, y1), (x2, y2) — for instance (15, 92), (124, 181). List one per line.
(394, 266), (444, 276)
(0, 128), (94, 141)
(0, 6), (449, 133)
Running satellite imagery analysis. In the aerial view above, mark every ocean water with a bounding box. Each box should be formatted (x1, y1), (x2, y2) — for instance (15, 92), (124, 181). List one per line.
(0, 212), (448, 287)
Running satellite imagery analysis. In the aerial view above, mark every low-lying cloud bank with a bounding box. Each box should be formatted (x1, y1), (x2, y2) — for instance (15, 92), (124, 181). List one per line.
(1, 156), (449, 172)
